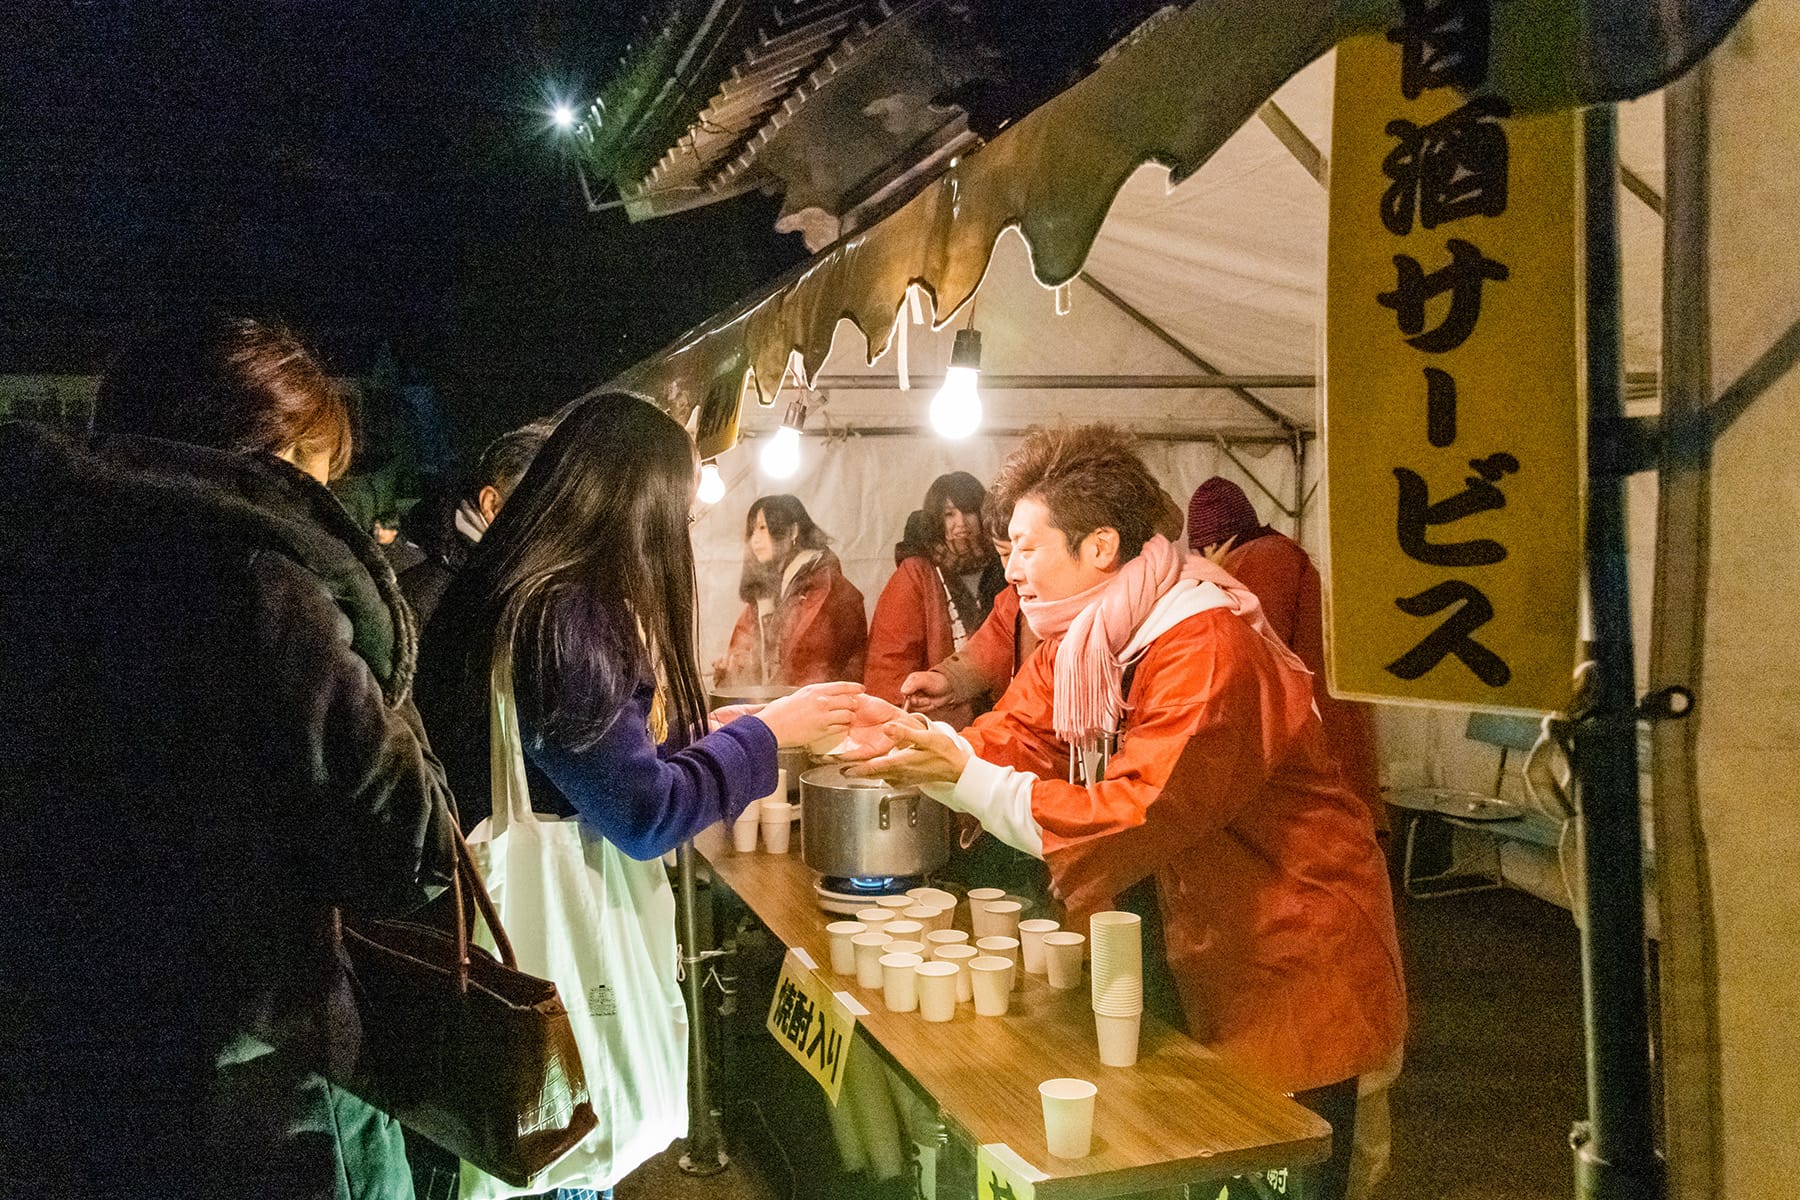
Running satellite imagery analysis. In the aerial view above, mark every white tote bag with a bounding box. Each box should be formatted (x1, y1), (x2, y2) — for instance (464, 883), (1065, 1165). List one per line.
(461, 658), (689, 1199)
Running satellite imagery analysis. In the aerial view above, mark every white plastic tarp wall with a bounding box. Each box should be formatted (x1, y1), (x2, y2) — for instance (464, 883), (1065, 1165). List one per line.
(694, 51), (1666, 835)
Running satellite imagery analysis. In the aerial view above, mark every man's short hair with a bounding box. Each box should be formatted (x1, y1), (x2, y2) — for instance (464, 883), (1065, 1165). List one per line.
(471, 421), (553, 505)
(988, 424), (1164, 561)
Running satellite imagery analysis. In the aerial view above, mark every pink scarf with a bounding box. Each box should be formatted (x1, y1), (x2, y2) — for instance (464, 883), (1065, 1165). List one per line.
(1019, 535), (1288, 745)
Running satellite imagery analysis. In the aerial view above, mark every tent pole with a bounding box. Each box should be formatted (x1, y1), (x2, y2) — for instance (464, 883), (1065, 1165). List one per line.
(1570, 104), (1664, 1200)
(1291, 431), (1306, 544)
(676, 843), (729, 1175)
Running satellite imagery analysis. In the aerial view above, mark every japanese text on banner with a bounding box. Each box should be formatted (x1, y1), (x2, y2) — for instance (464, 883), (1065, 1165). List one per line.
(1325, 3), (1583, 712)
(766, 950), (856, 1103)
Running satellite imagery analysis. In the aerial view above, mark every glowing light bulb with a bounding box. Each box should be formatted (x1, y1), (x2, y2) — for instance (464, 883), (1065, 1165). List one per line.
(697, 461), (726, 504)
(930, 366), (982, 439)
(552, 104), (575, 129)
(760, 425), (801, 478)
(930, 328), (984, 439)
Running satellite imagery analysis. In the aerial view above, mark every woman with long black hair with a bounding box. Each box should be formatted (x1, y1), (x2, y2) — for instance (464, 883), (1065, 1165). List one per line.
(414, 393), (856, 1192)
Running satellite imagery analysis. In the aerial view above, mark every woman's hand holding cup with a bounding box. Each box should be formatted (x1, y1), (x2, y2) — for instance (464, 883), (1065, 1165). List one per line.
(754, 681), (863, 748)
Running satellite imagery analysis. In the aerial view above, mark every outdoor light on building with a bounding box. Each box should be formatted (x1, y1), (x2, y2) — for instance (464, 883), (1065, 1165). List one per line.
(930, 328), (983, 439)
(760, 398), (808, 479)
(697, 460), (726, 505)
(552, 103), (576, 130)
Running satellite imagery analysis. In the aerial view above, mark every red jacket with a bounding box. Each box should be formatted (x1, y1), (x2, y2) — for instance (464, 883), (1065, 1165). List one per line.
(963, 609), (1406, 1093)
(865, 556), (974, 726)
(717, 549), (867, 687)
(1225, 533), (1385, 832)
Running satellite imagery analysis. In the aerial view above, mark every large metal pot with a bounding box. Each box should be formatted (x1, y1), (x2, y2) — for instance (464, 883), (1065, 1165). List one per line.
(800, 765), (952, 880)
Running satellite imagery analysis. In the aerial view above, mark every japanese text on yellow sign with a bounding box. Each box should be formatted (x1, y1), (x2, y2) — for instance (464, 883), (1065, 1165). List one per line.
(1324, 10), (1583, 712)
(767, 950), (856, 1103)
(977, 1144), (1045, 1200)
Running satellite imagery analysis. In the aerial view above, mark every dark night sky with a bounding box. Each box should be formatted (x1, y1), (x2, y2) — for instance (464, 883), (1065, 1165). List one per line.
(0, 1), (806, 451)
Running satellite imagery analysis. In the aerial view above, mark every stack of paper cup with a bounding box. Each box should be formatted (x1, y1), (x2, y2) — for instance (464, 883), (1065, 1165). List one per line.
(1089, 911), (1143, 1066)
(760, 801), (795, 853)
(1018, 919), (1060, 975)
(934, 944), (978, 1002)
(731, 797), (761, 852)
(826, 921), (866, 975)
(915, 961), (958, 1022)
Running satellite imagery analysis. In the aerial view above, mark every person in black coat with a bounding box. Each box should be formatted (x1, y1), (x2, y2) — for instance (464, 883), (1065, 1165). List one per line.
(0, 317), (457, 1200)
(401, 420), (551, 630)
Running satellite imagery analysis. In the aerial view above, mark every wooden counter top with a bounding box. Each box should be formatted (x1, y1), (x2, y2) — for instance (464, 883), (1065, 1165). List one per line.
(695, 825), (1331, 1199)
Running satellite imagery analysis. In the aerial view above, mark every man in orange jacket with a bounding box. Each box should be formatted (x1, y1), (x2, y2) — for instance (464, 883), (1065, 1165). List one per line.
(845, 426), (1404, 1200)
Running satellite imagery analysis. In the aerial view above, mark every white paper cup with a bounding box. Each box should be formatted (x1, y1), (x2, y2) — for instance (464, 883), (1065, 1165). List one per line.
(881, 953), (922, 1012)
(826, 921), (866, 975)
(736, 797), (763, 824)
(925, 929), (970, 953)
(926, 905), (957, 932)
(854, 908), (896, 929)
(915, 961), (958, 1022)
(731, 818), (759, 853)
(1089, 911), (1143, 1011)
(933, 944), (978, 1002)
(1039, 1078), (1098, 1159)
(760, 801), (795, 853)
(969, 955), (1014, 1016)
(884, 940), (926, 959)
(966, 887), (1006, 904)
(852, 932), (892, 989)
(1042, 932), (1086, 990)
(975, 936), (1022, 989)
(759, 769), (788, 807)
(884, 920), (925, 941)
(974, 899), (1023, 941)
(1018, 919), (1059, 975)
(902, 905), (939, 925)
(908, 887), (958, 910)
(1094, 1011), (1142, 1067)
(876, 894), (915, 911)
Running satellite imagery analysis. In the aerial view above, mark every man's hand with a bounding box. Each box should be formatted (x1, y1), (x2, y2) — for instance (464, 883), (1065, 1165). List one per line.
(900, 669), (955, 713)
(842, 719), (970, 788)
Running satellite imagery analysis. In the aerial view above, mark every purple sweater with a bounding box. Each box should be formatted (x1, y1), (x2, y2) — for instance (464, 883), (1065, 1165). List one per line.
(525, 681), (778, 861)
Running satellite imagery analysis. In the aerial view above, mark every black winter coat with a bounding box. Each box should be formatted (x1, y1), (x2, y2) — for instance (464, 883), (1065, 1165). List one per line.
(0, 423), (457, 1199)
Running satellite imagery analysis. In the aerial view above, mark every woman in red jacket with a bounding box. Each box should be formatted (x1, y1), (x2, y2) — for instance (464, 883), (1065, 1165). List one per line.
(716, 494), (868, 688)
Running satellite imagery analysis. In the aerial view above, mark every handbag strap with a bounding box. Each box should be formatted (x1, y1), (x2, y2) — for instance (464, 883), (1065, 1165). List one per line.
(448, 820), (517, 989)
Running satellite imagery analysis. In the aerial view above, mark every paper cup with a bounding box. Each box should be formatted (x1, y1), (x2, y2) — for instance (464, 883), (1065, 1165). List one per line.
(853, 932), (892, 989)
(902, 905), (939, 925)
(969, 955), (1014, 1016)
(925, 929), (970, 953)
(933, 943), (978, 1002)
(966, 887), (1006, 904)
(854, 908), (896, 929)
(876, 894), (915, 911)
(731, 818), (759, 853)
(884, 920), (925, 941)
(881, 953), (922, 1012)
(826, 921), (866, 975)
(1089, 911), (1143, 1013)
(760, 801), (795, 853)
(884, 940), (926, 959)
(1094, 1011), (1141, 1067)
(759, 769), (788, 806)
(975, 936), (1022, 989)
(908, 887), (958, 910)
(1039, 1078), (1098, 1159)
(1018, 919), (1059, 975)
(1042, 932), (1086, 990)
(974, 899), (1023, 941)
(926, 905), (957, 932)
(915, 961), (958, 1022)
(736, 797), (763, 824)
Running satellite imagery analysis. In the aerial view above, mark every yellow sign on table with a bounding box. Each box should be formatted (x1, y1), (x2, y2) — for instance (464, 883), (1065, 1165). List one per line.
(1324, 25), (1583, 712)
(977, 1143), (1046, 1200)
(766, 949), (858, 1103)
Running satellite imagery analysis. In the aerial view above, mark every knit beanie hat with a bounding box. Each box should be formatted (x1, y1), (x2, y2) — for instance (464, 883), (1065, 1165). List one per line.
(1186, 476), (1264, 553)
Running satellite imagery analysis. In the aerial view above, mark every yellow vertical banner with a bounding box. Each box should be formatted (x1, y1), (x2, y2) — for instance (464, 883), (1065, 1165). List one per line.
(1324, 20), (1583, 712)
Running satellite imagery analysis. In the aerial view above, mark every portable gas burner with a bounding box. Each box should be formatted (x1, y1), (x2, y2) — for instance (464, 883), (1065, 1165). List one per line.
(813, 873), (925, 916)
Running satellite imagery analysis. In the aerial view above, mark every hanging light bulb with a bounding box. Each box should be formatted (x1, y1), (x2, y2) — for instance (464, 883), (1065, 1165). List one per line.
(551, 103), (575, 130)
(759, 398), (807, 479)
(697, 460), (726, 505)
(930, 328), (983, 439)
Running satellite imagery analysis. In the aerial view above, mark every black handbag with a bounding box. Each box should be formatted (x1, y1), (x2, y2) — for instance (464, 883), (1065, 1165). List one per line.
(334, 825), (598, 1187)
